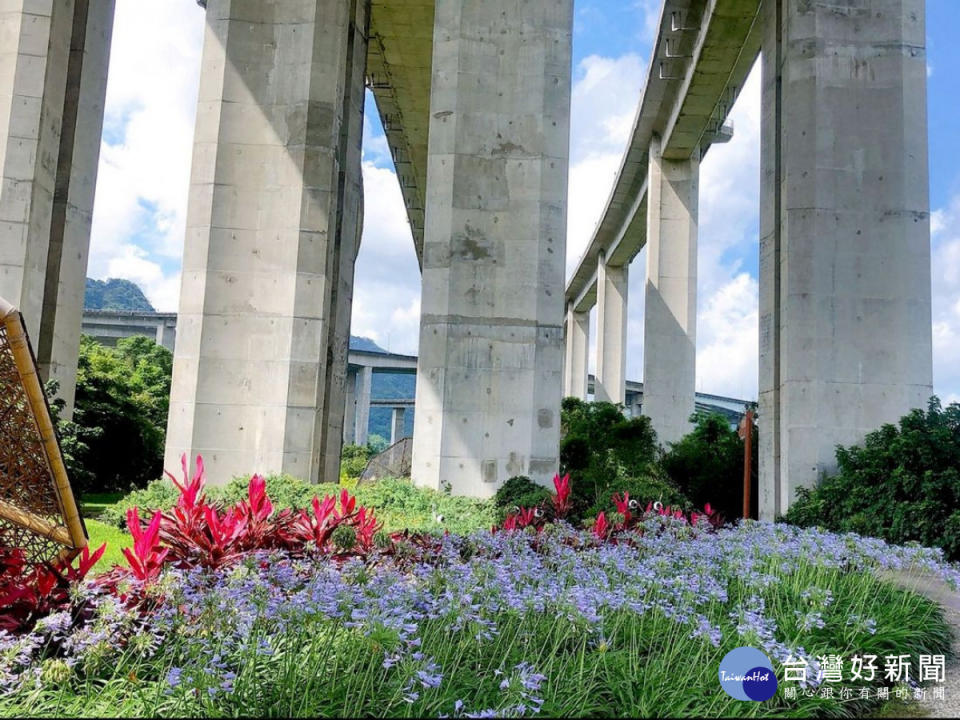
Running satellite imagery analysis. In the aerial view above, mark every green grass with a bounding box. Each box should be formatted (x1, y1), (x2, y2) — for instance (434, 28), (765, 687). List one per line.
(78, 492), (125, 519)
(77, 492), (131, 573)
(82, 518), (131, 573)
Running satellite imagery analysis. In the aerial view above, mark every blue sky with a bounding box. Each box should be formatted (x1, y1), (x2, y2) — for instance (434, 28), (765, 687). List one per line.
(87, 0), (960, 404)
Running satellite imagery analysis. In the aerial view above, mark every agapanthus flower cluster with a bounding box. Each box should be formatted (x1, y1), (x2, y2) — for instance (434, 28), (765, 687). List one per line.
(1, 465), (958, 714)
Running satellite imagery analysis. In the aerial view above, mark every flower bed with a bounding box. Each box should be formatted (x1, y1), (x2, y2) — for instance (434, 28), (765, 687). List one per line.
(0, 461), (956, 717)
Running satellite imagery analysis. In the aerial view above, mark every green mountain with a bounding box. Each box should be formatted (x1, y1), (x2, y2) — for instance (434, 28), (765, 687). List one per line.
(84, 278), (155, 312)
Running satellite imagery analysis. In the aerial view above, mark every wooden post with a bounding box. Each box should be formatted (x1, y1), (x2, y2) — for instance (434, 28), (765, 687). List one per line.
(738, 408), (755, 520)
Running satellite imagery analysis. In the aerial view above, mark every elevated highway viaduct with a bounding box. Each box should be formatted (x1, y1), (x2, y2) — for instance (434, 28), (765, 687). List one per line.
(0, 0), (931, 517)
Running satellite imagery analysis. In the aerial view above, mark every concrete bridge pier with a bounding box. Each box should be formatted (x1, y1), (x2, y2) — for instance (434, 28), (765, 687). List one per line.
(390, 407), (406, 446)
(411, 0), (574, 495)
(0, 0), (113, 415)
(165, 0), (369, 484)
(594, 251), (628, 405)
(642, 136), (698, 446)
(758, 0), (932, 519)
(563, 303), (589, 400)
(352, 365), (372, 447)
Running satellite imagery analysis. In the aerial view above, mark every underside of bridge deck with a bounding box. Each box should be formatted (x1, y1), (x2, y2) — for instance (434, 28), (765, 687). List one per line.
(368, 0), (435, 266)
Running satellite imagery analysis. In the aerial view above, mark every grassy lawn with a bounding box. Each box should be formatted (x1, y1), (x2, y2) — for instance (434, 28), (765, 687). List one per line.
(79, 492), (125, 518)
(78, 493), (132, 573)
(82, 518), (132, 572)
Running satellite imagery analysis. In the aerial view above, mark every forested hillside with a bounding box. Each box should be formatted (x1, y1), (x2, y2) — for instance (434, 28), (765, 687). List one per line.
(84, 278), (155, 312)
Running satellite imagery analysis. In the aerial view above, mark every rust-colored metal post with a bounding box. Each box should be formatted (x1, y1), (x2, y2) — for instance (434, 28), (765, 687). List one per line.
(738, 408), (755, 520)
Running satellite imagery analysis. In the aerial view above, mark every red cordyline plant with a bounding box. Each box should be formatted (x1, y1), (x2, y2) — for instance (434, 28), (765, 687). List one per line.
(496, 476), (725, 540)
(123, 507), (169, 581)
(0, 544), (105, 632)
(497, 473), (572, 533)
(126, 454), (384, 573)
(553, 473), (572, 518)
(275, 488), (379, 552)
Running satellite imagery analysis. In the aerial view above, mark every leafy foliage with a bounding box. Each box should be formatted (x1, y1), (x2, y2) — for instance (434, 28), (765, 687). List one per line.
(102, 473), (496, 536)
(495, 473), (722, 538)
(661, 411), (755, 523)
(783, 397), (960, 560)
(559, 397), (679, 517)
(84, 277), (155, 312)
(1, 455), (957, 718)
(0, 545), (105, 632)
(340, 444), (374, 482)
(45, 379), (99, 493)
(49, 335), (172, 495)
(582, 465), (689, 521)
(218, 473), (339, 510)
(493, 475), (553, 518)
(105, 455), (383, 582)
(98, 479), (181, 528)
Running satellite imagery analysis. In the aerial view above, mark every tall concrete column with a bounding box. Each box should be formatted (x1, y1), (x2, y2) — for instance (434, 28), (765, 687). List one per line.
(354, 365), (372, 447)
(37, 0), (114, 414)
(343, 365), (357, 445)
(390, 406), (406, 445)
(595, 252), (628, 405)
(642, 136), (698, 446)
(0, 0), (73, 339)
(0, 0), (111, 415)
(758, 0), (932, 519)
(412, 0), (574, 495)
(563, 303), (589, 399)
(165, 0), (369, 484)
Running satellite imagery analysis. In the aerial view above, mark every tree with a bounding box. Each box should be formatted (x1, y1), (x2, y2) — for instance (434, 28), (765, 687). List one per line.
(660, 411), (755, 523)
(559, 397), (667, 516)
(49, 335), (172, 495)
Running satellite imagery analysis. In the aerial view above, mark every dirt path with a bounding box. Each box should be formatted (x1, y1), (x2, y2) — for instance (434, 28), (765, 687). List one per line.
(881, 570), (960, 718)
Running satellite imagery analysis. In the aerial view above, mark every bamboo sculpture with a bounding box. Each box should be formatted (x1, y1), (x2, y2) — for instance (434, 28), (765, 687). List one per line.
(0, 296), (87, 566)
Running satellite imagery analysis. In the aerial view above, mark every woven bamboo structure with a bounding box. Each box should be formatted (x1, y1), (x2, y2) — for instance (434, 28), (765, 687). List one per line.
(0, 296), (87, 566)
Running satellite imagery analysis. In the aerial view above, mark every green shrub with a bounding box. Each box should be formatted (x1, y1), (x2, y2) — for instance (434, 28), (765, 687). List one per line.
(340, 444), (374, 482)
(98, 478), (180, 528)
(352, 477), (496, 535)
(584, 465), (689, 520)
(783, 397), (960, 561)
(493, 475), (552, 515)
(103, 473), (496, 535)
(216, 473), (340, 510)
(661, 411), (755, 522)
(559, 397), (668, 516)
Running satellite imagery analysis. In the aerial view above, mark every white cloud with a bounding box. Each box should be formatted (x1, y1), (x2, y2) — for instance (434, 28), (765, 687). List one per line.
(931, 194), (960, 402)
(362, 113), (391, 166)
(695, 273), (759, 399)
(632, 0), (663, 44)
(563, 50), (763, 398)
(566, 53), (646, 277)
(350, 161), (421, 354)
(87, 0), (204, 309)
(692, 61), (762, 398)
(106, 246), (182, 312)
